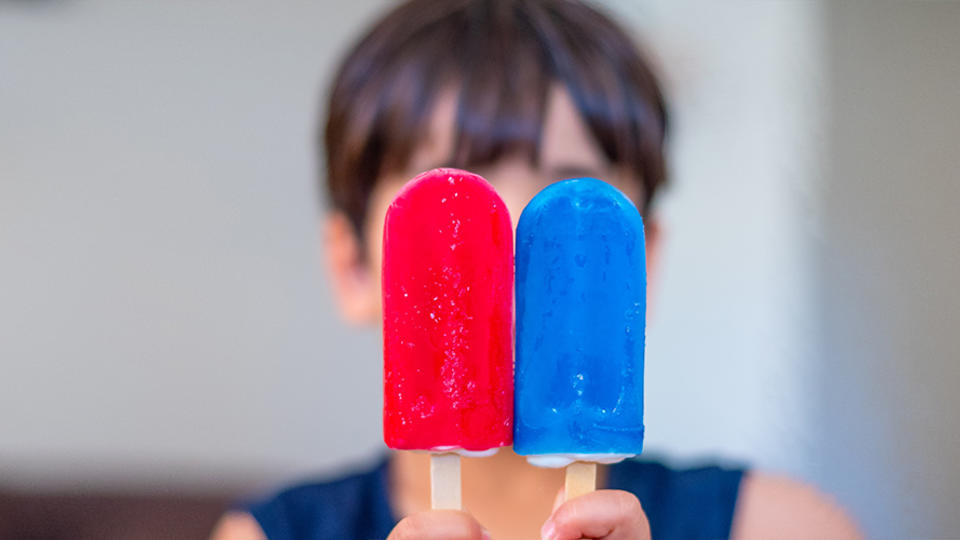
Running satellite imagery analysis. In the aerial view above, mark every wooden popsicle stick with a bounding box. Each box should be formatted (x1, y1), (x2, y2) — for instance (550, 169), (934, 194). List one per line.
(430, 452), (462, 510)
(565, 461), (597, 501)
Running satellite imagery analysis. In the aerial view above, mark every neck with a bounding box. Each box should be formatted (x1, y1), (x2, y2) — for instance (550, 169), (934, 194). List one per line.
(389, 447), (565, 517)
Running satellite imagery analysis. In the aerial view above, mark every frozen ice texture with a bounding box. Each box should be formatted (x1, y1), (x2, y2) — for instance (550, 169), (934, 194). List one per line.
(382, 168), (514, 452)
(514, 178), (646, 461)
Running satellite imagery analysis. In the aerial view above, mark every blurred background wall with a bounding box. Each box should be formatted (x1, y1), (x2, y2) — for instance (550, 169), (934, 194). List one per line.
(0, 1), (957, 538)
(815, 2), (960, 538)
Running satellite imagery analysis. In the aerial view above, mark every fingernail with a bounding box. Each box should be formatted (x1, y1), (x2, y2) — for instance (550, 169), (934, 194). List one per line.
(540, 519), (556, 540)
(481, 528), (492, 540)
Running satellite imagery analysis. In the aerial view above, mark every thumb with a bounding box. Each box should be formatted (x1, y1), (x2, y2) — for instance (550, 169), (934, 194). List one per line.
(388, 510), (490, 540)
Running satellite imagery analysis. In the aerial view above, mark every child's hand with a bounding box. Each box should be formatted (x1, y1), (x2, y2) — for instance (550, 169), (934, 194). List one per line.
(387, 510), (490, 540)
(540, 489), (651, 540)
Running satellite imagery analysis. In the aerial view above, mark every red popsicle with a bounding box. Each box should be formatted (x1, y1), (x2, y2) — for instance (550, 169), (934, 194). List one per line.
(382, 168), (514, 453)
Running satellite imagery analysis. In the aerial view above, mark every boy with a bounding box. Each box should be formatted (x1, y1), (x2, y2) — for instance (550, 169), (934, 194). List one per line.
(213, 1), (858, 538)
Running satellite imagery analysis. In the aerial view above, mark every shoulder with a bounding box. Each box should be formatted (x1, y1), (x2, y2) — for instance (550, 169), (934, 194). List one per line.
(731, 472), (861, 540)
(210, 511), (266, 540)
(233, 457), (394, 540)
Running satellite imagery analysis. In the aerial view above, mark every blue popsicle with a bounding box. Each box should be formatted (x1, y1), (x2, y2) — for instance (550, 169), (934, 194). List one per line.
(514, 178), (646, 466)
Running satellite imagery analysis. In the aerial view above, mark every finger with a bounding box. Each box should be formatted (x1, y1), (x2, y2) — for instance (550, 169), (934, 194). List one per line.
(388, 510), (490, 540)
(541, 490), (650, 540)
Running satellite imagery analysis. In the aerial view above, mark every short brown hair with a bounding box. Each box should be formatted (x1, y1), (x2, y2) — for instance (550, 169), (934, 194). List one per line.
(323, 0), (668, 236)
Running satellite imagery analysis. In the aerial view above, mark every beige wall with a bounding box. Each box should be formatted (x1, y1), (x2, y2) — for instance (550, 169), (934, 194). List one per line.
(816, 2), (960, 537)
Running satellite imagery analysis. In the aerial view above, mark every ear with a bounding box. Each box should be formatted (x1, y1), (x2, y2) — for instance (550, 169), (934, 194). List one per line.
(323, 212), (379, 325)
(644, 215), (663, 315)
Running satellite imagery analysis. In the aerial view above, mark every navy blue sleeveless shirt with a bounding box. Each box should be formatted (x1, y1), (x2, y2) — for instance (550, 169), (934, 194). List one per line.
(243, 456), (744, 540)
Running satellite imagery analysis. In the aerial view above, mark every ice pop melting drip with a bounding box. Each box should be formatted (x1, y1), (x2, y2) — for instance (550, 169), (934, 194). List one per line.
(514, 178), (646, 467)
(382, 168), (514, 453)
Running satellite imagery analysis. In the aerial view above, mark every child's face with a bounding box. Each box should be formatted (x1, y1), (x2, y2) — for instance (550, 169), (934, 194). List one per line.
(326, 84), (656, 325)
